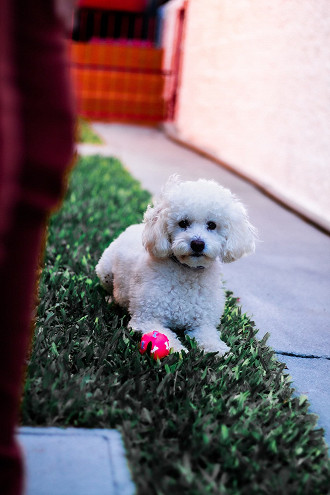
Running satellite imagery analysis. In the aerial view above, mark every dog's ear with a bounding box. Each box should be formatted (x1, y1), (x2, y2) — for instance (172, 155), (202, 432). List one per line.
(221, 201), (257, 263)
(142, 175), (181, 258)
(142, 201), (171, 258)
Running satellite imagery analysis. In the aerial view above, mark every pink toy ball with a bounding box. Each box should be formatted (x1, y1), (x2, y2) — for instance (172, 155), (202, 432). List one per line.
(139, 331), (170, 360)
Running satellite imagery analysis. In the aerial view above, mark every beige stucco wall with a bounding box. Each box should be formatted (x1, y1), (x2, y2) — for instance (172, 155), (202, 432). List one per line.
(165, 0), (330, 230)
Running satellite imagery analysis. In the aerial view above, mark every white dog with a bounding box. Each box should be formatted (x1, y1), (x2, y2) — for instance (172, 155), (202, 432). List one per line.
(96, 176), (256, 354)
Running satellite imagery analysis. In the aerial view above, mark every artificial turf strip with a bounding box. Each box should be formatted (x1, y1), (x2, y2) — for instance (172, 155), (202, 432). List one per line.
(22, 155), (330, 495)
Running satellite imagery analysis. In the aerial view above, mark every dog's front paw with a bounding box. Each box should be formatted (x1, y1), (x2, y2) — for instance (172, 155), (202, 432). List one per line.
(187, 327), (230, 355)
(203, 340), (230, 355)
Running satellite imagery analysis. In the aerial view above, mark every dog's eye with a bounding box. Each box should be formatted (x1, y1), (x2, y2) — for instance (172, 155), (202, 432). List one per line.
(178, 219), (190, 229)
(207, 221), (217, 230)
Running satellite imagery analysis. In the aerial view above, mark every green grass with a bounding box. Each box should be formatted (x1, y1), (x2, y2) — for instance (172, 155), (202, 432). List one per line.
(77, 117), (103, 144)
(22, 155), (330, 494)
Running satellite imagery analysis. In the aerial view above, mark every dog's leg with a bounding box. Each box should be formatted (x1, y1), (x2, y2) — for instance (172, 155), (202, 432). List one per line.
(186, 326), (230, 355)
(95, 246), (114, 292)
(129, 318), (186, 353)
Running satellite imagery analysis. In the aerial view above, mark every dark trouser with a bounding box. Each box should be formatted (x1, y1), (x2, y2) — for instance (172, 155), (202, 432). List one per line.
(0, 1), (75, 493)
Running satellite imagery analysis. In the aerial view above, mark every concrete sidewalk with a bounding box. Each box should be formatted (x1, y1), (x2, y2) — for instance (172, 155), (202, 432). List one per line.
(81, 122), (330, 443)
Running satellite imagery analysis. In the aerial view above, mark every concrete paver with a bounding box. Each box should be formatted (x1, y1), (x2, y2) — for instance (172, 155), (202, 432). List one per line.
(17, 427), (135, 495)
(80, 122), (330, 445)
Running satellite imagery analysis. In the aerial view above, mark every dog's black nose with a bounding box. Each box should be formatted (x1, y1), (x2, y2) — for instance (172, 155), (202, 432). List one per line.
(190, 239), (205, 253)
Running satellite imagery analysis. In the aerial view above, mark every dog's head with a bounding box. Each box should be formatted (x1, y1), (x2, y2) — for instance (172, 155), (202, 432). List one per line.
(142, 175), (257, 268)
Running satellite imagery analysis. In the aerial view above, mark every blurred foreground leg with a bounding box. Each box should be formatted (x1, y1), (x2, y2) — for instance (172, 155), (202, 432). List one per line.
(0, 1), (75, 493)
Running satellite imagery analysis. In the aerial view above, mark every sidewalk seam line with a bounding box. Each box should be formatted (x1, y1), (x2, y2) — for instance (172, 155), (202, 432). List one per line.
(276, 351), (330, 360)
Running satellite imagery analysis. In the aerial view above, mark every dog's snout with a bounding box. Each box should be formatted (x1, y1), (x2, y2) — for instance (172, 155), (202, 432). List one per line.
(190, 239), (205, 253)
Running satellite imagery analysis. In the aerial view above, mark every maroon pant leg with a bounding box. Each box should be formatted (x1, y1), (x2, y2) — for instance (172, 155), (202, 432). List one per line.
(0, 1), (75, 494)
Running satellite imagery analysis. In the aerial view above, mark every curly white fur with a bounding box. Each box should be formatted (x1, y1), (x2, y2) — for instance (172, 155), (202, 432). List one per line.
(96, 176), (257, 354)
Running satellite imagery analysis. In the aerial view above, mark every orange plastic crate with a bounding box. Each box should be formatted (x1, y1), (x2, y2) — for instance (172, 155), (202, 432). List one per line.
(70, 42), (163, 71)
(70, 41), (166, 123)
(71, 68), (164, 95)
